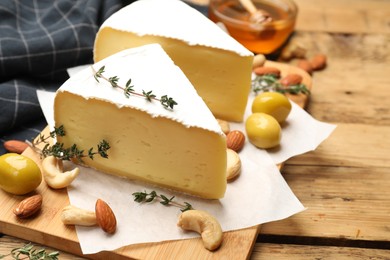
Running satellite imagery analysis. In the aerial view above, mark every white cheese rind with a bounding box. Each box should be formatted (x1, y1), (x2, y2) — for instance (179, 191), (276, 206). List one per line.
(98, 0), (253, 57)
(54, 44), (227, 199)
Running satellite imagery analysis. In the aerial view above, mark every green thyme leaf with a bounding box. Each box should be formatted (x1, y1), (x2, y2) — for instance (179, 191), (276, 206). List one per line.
(142, 90), (157, 102)
(4, 243), (60, 260)
(132, 190), (193, 212)
(252, 74), (310, 95)
(93, 66), (105, 82)
(160, 95), (178, 109)
(108, 76), (120, 88)
(91, 66), (177, 110)
(33, 125), (110, 161)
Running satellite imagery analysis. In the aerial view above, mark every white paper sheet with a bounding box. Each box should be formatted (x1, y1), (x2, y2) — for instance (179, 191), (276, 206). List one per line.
(37, 79), (335, 254)
(232, 93), (337, 164)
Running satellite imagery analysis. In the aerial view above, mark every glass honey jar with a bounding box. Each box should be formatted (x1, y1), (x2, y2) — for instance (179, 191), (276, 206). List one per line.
(208, 0), (298, 54)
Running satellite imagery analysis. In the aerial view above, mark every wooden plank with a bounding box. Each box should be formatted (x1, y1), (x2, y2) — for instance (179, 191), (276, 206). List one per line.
(251, 243), (390, 259)
(278, 31), (390, 126)
(260, 161), (390, 241)
(4, 232), (390, 260)
(0, 62), (311, 259)
(186, 0), (390, 33)
(256, 22), (390, 253)
(294, 1), (390, 33)
(0, 235), (85, 260)
(288, 123), (390, 168)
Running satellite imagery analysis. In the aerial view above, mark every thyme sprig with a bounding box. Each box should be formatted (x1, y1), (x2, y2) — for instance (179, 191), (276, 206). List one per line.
(132, 190), (194, 212)
(30, 125), (110, 162)
(0, 242), (59, 260)
(252, 74), (310, 95)
(92, 66), (178, 109)
(32, 125), (65, 146)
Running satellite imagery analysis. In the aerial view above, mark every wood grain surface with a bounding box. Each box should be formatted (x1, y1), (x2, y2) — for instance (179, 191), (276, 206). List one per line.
(2, 0), (390, 259)
(255, 0), (390, 258)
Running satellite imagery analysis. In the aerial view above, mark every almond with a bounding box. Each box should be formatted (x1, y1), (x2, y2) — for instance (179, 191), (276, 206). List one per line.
(310, 54), (327, 70)
(253, 66), (281, 77)
(13, 194), (42, 219)
(280, 74), (303, 86)
(4, 140), (29, 154)
(95, 199), (117, 234)
(296, 59), (313, 75)
(226, 130), (245, 152)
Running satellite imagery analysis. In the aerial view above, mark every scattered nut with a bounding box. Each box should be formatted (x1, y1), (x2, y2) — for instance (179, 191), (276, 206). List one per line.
(280, 74), (303, 86)
(226, 149), (241, 181)
(3, 140), (29, 154)
(310, 54), (327, 70)
(253, 66), (281, 77)
(177, 210), (223, 251)
(296, 59), (313, 75)
(13, 194), (42, 219)
(226, 130), (245, 152)
(217, 119), (230, 135)
(41, 156), (79, 189)
(280, 42), (307, 61)
(252, 54), (266, 68)
(61, 205), (97, 226)
(95, 199), (117, 234)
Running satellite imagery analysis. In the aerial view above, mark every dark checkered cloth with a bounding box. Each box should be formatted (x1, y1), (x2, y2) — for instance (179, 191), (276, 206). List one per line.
(0, 0), (127, 154)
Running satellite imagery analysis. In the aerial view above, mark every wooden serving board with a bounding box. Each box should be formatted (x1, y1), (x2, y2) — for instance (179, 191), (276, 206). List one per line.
(0, 61), (311, 259)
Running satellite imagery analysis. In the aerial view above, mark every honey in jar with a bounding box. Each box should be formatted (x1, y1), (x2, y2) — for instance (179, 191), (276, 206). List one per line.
(208, 0), (298, 54)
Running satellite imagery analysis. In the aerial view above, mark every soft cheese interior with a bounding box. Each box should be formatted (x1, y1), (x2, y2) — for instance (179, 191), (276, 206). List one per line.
(93, 0), (254, 122)
(54, 44), (227, 199)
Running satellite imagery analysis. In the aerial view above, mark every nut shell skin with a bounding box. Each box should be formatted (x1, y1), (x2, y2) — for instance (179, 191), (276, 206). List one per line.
(3, 140), (29, 154)
(310, 54), (327, 70)
(95, 199), (117, 234)
(280, 73), (303, 86)
(13, 194), (42, 219)
(253, 66), (281, 77)
(226, 130), (245, 152)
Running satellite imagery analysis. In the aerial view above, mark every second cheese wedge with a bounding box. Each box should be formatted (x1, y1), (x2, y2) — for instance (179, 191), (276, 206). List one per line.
(54, 44), (227, 199)
(94, 0), (254, 122)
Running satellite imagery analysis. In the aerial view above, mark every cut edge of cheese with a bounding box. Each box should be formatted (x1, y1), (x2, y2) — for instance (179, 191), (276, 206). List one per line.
(54, 44), (227, 199)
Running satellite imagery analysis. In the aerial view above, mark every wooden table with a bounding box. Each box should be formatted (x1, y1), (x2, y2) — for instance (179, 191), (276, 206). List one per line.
(1, 0), (390, 258)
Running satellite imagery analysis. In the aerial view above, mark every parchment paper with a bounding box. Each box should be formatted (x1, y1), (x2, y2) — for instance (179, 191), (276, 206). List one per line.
(36, 71), (335, 254)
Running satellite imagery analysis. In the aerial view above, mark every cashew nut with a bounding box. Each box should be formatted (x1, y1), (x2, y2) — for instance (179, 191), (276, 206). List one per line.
(42, 156), (79, 189)
(216, 119), (230, 135)
(226, 148), (241, 181)
(252, 53), (266, 68)
(177, 210), (223, 251)
(61, 205), (97, 226)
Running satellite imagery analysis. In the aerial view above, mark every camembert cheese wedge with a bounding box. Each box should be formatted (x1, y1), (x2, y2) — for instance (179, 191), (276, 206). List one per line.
(54, 44), (227, 199)
(94, 0), (254, 122)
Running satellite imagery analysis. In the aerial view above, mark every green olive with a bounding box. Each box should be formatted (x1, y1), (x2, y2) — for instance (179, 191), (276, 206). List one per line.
(251, 92), (292, 123)
(245, 113), (282, 149)
(0, 153), (42, 195)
